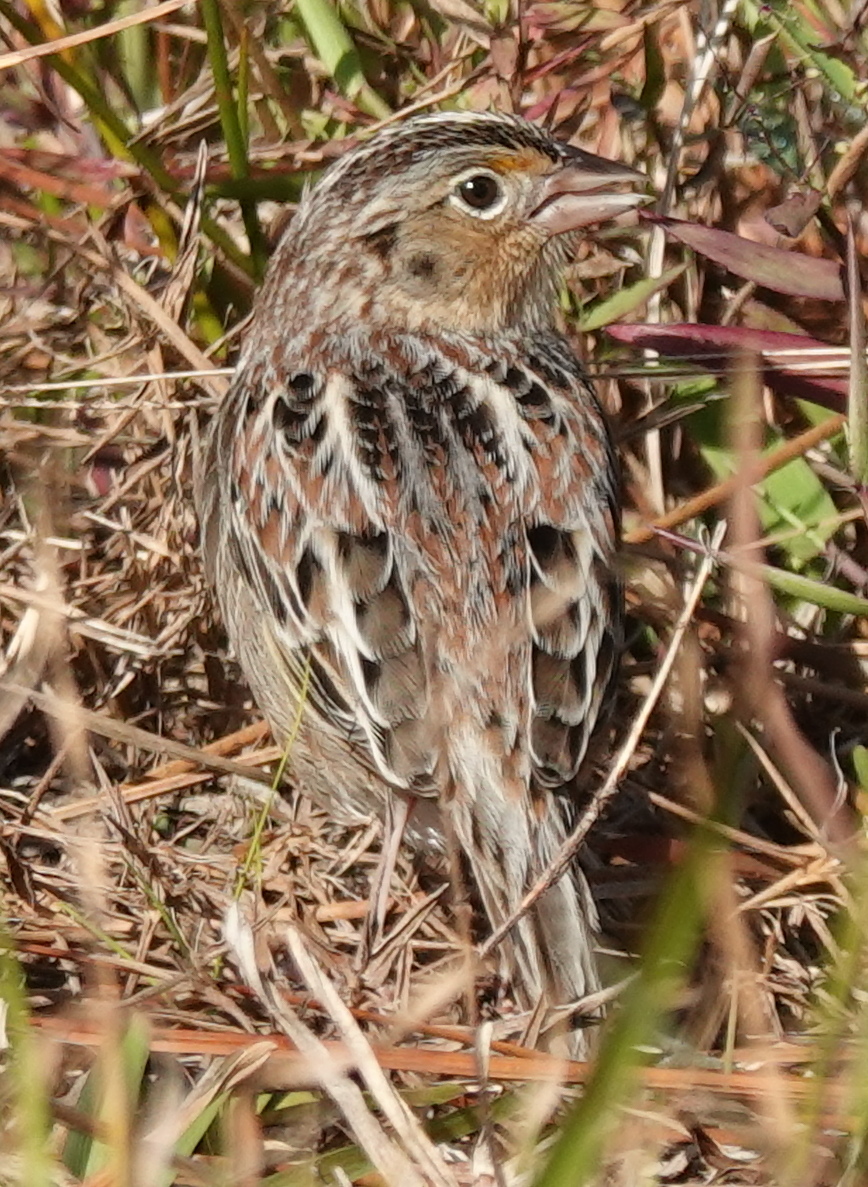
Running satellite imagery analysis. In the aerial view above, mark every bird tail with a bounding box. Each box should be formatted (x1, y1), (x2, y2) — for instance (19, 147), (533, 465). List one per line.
(529, 813), (601, 1050)
(447, 790), (600, 1054)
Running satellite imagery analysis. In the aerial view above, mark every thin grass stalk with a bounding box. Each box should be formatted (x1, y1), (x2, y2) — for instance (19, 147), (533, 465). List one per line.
(532, 539), (723, 1185)
(116, 0), (155, 113)
(727, 350), (841, 1183)
(670, 532), (868, 614)
(845, 211), (868, 488)
(235, 654), (312, 896)
(200, 0), (267, 275)
(237, 23), (251, 147)
(0, 1), (169, 183)
(839, 881), (868, 1184)
(784, 866), (868, 1186)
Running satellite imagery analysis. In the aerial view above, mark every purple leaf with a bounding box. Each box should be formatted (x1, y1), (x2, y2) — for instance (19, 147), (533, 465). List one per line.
(643, 213), (845, 302)
(606, 323), (847, 412)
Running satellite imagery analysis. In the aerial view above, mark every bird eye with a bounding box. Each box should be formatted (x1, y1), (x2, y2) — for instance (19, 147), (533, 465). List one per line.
(452, 172), (506, 216)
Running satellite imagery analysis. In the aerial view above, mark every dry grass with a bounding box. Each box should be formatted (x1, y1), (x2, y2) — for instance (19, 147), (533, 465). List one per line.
(2, 0), (868, 1183)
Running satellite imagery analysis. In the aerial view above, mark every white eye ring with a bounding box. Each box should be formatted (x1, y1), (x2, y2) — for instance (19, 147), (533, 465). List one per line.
(448, 168), (509, 219)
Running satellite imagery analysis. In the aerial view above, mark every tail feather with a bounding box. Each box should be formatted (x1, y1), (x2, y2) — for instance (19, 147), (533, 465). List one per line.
(448, 787), (600, 1054)
(532, 812), (600, 1008)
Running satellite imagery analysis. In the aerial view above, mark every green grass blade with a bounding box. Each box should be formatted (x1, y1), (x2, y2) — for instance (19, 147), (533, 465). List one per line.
(200, 0), (267, 275)
(754, 562), (868, 616)
(741, 0), (857, 102)
(0, 0), (254, 278)
(114, 0), (158, 112)
(294, 0), (391, 119)
(845, 215), (868, 485)
(0, 927), (54, 1187)
(534, 817), (720, 1186)
(63, 1013), (152, 1178)
(579, 264), (687, 331)
(853, 745), (868, 792)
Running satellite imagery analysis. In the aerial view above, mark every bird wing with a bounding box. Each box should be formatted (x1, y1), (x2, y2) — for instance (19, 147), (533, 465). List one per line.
(483, 339), (621, 794)
(199, 343), (444, 794)
(198, 330), (618, 804)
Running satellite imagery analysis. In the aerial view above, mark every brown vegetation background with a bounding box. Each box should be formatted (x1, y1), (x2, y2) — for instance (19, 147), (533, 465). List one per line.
(2, 0), (868, 1183)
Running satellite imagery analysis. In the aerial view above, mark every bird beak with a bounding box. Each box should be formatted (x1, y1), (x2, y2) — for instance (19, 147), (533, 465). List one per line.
(530, 150), (646, 236)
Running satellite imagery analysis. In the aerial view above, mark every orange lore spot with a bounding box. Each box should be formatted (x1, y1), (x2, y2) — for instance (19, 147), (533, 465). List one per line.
(486, 147), (550, 174)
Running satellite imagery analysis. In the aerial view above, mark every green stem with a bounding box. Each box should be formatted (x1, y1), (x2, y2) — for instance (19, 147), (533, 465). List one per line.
(295, 0), (391, 120)
(200, 0), (267, 276)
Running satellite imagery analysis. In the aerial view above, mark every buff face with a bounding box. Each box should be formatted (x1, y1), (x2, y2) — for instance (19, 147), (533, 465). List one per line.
(270, 111), (644, 334)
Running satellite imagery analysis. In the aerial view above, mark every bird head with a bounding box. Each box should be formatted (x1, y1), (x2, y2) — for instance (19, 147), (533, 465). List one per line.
(268, 111), (645, 337)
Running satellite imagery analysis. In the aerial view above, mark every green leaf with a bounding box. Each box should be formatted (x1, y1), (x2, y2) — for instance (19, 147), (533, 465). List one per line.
(0, 929), (53, 1187)
(741, 0), (858, 102)
(171, 1096), (226, 1162)
(691, 399), (839, 565)
(846, 218), (868, 485)
(200, 0), (267, 275)
(534, 816), (726, 1185)
(295, 0), (390, 119)
(852, 746), (868, 793)
(755, 563), (868, 616)
(62, 1015), (151, 1176)
(756, 460), (840, 562)
(640, 22), (666, 111)
(578, 264), (687, 332)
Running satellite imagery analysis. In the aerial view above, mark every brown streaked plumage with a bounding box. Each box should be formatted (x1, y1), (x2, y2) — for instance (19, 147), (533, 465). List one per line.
(197, 110), (642, 1050)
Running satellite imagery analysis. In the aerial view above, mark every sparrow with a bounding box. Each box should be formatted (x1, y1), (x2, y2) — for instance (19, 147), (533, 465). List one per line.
(196, 110), (642, 1046)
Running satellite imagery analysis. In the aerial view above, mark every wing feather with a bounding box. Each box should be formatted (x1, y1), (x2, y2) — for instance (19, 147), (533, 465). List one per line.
(198, 328), (619, 804)
(510, 347), (621, 790)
